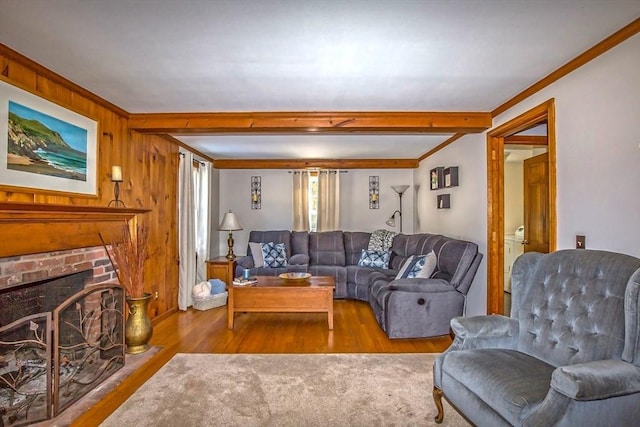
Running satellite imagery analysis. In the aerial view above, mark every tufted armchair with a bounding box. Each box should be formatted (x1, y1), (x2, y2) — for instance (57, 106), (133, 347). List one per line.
(433, 249), (640, 426)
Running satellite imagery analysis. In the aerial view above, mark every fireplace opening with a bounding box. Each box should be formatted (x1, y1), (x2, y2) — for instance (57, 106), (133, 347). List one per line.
(0, 270), (124, 426)
(0, 270), (89, 330)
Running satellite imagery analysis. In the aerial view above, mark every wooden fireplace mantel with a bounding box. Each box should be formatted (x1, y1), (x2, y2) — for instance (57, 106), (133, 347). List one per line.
(0, 202), (151, 258)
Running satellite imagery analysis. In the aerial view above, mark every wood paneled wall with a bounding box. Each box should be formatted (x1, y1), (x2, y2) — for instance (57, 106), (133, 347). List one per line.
(0, 48), (179, 320)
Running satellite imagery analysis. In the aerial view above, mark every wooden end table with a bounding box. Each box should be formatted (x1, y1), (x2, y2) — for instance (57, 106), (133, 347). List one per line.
(206, 256), (236, 286)
(227, 275), (335, 329)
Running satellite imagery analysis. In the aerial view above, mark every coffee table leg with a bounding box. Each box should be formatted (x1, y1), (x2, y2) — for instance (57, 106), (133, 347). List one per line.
(327, 290), (334, 330)
(227, 288), (234, 329)
(228, 312), (234, 329)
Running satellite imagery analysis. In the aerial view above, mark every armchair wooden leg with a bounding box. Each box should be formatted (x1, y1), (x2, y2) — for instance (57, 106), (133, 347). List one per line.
(433, 386), (444, 424)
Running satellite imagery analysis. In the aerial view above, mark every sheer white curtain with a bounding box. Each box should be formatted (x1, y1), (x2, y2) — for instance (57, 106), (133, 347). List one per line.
(317, 170), (340, 231)
(178, 151), (196, 311)
(292, 171), (310, 231)
(194, 161), (211, 283)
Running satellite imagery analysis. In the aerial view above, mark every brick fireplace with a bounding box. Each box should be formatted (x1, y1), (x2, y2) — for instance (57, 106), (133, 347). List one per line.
(0, 246), (116, 290)
(0, 202), (147, 426)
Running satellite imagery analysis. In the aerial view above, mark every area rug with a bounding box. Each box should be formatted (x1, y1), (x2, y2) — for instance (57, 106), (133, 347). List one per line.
(100, 353), (470, 426)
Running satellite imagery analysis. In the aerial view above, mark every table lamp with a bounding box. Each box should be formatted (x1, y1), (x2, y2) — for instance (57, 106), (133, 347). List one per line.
(218, 210), (242, 260)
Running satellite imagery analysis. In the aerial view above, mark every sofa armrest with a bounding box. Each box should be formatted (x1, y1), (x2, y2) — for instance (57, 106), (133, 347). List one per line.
(551, 360), (640, 400)
(389, 278), (453, 293)
(289, 254), (310, 265)
(235, 256), (254, 269)
(449, 315), (519, 349)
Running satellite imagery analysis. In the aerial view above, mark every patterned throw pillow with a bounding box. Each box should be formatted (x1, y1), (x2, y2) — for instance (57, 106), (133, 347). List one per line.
(368, 229), (397, 251)
(396, 251), (437, 279)
(357, 249), (391, 269)
(261, 242), (288, 268)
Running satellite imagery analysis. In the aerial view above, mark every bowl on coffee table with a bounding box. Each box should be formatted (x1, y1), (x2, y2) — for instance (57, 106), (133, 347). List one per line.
(278, 272), (312, 282)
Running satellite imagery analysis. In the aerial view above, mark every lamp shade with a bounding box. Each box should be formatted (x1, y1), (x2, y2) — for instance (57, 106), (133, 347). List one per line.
(386, 210), (400, 228)
(218, 211), (242, 231)
(391, 185), (410, 195)
(111, 165), (123, 182)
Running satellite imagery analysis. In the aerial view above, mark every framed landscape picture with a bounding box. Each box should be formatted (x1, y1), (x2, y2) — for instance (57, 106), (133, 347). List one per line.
(0, 78), (98, 196)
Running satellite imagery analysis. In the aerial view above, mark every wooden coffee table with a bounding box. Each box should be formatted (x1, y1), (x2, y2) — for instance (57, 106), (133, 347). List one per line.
(227, 275), (335, 329)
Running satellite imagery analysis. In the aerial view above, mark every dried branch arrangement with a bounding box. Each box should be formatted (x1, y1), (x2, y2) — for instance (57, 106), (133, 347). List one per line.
(100, 224), (148, 298)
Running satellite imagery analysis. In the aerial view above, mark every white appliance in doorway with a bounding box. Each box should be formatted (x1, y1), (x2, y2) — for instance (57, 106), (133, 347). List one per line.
(504, 225), (525, 293)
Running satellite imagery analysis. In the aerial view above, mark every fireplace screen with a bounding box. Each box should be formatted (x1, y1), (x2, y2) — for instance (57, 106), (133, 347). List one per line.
(1, 280), (124, 426)
(0, 313), (52, 425)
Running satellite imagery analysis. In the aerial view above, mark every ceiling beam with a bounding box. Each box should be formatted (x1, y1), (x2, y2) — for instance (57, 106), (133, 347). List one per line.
(212, 158), (419, 169)
(129, 111), (492, 134)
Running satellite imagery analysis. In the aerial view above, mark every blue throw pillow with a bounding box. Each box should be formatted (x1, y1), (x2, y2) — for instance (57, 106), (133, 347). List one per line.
(208, 279), (226, 295)
(261, 242), (288, 268)
(357, 249), (391, 269)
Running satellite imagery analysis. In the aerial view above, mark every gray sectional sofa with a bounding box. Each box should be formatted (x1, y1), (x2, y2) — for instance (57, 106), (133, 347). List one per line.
(235, 230), (482, 338)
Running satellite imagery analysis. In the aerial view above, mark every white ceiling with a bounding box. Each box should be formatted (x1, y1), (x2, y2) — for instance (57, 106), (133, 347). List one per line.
(1, 1), (638, 160)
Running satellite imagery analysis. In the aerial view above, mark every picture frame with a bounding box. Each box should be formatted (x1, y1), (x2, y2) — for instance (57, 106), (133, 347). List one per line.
(430, 167), (444, 190)
(0, 78), (98, 196)
(251, 176), (261, 209)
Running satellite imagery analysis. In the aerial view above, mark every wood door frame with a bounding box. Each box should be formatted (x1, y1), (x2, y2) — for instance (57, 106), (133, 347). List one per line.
(486, 99), (557, 315)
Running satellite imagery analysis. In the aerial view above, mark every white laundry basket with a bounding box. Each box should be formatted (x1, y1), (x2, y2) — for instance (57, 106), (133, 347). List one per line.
(192, 291), (228, 311)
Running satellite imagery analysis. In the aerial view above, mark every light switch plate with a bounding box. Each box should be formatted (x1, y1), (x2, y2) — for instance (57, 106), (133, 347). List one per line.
(576, 235), (586, 249)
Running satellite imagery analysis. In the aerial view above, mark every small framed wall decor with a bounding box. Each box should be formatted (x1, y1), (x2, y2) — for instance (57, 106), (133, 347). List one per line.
(369, 176), (379, 209)
(437, 194), (451, 209)
(251, 176), (261, 209)
(443, 167), (459, 188)
(430, 167), (444, 190)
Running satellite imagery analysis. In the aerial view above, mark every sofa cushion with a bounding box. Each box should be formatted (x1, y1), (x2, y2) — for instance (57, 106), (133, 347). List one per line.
(442, 349), (554, 426)
(432, 238), (479, 291)
(357, 249), (391, 269)
(261, 242), (288, 268)
(389, 234), (434, 270)
(343, 231), (371, 265)
(289, 253), (309, 265)
(347, 265), (396, 301)
(347, 265), (395, 287)
(309, 265), (347, 298)
(247, 230), (292, 259)
(309, 231), (345, 266)
(291, 231), (309, 257)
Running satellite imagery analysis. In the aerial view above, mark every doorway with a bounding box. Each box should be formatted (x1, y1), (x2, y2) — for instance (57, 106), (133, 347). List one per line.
(503, 141), (549, 314)
(486, 99), (557, 315)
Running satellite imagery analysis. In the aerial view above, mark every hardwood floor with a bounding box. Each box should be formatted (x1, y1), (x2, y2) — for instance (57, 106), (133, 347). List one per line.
(72, 300), (452, 426)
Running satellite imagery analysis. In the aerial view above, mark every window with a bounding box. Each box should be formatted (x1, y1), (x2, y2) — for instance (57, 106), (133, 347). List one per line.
(292, 169), (339, 232)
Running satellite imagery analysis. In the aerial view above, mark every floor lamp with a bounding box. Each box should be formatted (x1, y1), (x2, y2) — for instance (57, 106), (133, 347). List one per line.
(385, 185), (410, 232)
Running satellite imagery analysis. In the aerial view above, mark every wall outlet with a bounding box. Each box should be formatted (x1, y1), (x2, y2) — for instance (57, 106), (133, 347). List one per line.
(576, 235), (586, 249)
(153, 289), (159, 300)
